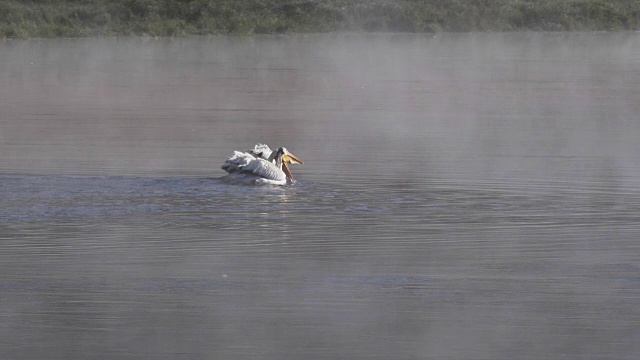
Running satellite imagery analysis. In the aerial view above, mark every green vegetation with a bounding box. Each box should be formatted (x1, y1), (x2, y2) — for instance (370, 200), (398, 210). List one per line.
(1, 0), (639, 38)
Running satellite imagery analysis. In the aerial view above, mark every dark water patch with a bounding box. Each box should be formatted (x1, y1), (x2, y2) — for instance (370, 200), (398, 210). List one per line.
(5, 173), (640, 232)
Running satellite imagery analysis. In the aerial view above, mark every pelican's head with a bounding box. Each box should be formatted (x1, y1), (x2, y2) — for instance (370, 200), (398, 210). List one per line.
(276, 147), (303, 182)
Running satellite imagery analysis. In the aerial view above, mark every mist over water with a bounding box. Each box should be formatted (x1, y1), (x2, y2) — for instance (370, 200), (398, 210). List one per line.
(1, 33), (640, 359)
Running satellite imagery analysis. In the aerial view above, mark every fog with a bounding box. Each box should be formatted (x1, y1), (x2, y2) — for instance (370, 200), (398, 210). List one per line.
(2, 34), (639, 181)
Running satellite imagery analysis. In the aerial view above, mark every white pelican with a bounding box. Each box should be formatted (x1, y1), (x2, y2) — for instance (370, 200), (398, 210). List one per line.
(221, 144), (303, 185)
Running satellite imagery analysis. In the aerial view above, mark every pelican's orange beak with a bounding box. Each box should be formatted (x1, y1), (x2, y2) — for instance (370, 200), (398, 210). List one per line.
(282, 150), (303, 182)
(282, 151), (303, 165)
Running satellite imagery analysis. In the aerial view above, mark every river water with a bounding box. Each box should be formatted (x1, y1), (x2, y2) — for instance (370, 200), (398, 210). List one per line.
(1, 33), (640, 359)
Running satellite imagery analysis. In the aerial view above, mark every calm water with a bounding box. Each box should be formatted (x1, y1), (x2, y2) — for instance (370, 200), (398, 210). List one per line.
(1, 33), (640, 359)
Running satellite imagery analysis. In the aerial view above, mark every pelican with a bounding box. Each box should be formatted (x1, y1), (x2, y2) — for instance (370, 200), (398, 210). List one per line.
(221, 144), (303, 185)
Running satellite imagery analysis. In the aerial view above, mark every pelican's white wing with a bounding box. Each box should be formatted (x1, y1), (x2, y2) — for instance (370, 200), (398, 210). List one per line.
(242, 158), (286, 182)
(248, 143), (273, 160)
(221, 151), (286, 184)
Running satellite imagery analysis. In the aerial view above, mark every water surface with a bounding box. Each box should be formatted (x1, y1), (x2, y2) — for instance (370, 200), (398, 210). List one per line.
(1, 33), (640, 359)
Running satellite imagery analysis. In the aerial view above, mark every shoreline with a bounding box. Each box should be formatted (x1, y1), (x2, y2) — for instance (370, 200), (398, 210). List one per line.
(2, 0), (639, 39)
(2, 30), (639, 42)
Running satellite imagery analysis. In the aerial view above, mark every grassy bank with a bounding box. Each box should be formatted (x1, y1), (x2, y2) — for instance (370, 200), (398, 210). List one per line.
(1, 0), (639, 38)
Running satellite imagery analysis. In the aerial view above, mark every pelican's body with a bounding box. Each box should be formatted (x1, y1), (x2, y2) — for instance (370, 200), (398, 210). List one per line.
(221, 144), (303, 185)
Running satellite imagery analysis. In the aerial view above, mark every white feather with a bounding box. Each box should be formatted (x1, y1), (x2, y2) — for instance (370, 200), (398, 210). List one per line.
(221, 147), (287, 185)
(248, 144), (274, 160)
